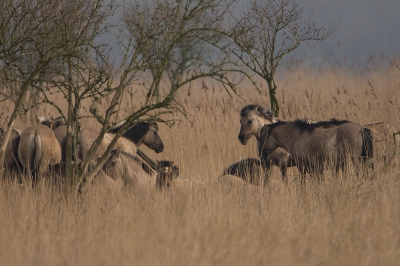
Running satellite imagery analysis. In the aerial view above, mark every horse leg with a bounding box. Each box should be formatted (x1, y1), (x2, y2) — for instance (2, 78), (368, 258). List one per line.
(297, 163), (307, 185)
(280, 159), (288, 184)
(316, 164), (324, 183)
(260, 158), (272, 185)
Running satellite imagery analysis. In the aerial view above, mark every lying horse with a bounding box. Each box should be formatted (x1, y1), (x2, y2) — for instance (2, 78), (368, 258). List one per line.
(222, 158), (263, 186)
(259, 119), (373, 183)
(155, 160), (180, 189)
(102, 148), (156, 190)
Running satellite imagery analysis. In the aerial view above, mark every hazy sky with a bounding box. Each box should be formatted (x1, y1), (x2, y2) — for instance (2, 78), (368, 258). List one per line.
(284, 0), (400, 66)
(108, 0), (400, 67)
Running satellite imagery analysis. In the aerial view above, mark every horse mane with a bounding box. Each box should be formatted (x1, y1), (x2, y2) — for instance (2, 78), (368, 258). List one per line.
(108, 121), (158, 144)
(261, 118), (352, 137)
(293, 118), (352, 133)
(261, 120), (287, 137)
(240, 104), (277, 122)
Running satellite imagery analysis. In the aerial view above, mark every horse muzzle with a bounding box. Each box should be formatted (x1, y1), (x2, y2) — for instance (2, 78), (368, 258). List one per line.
(238, 134), (248, 145)
(155, 144), (164, 153)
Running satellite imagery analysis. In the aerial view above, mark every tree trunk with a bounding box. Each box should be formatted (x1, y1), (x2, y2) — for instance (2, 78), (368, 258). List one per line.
(267, 77), (279, 117)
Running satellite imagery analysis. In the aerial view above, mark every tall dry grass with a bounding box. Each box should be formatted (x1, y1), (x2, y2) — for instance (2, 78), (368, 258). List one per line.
(1, 61), (400, 265)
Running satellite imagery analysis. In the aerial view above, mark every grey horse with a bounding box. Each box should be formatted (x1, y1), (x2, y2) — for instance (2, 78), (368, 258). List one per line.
(259, 119), (373, 183)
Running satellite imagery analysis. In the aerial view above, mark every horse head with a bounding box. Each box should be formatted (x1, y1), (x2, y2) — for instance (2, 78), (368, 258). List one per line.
(37, 116), (66, 131)
(140, 122), (164, 153)
(109, 121), (165, 153)
(238, 104), (276, 145)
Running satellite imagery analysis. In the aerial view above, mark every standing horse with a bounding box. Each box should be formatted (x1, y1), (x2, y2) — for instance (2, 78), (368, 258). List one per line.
(0, 127), (22, 173)
(79, 121), (164, 161)
(363, 121), (400, 164)
(259, 119), (373, 183)
(238, 104), (293, 182)
(38, 117), (164, 162)
(18, 125), (61, 179)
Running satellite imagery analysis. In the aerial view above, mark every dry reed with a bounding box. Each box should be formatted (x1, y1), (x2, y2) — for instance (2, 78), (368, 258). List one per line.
(1, 60), (399, 265)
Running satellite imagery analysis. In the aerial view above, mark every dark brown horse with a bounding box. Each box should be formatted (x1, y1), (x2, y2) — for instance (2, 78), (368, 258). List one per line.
(155, 160), (180, 189)
(259, 119), (373, 183)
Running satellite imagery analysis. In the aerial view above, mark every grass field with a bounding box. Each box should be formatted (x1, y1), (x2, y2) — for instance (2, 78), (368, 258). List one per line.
(1, 61), (400, 265)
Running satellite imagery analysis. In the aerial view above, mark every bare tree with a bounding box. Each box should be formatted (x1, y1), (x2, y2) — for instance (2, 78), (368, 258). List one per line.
(0, 0), (81, 171)
(31, 0), (115, 191)
(75, 0), (244, 193)
(229, 0), (334, 116)
(3, 0), (292, 194)
(18, 0), (243, 194)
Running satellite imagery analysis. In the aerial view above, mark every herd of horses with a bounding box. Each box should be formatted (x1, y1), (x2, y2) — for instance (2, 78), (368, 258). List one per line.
(1, 104), (399, 191)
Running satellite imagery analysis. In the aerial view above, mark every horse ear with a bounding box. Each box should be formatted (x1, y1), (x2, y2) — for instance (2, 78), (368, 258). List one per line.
(36, 116), (45, 124)
(110, 149), (120, 158)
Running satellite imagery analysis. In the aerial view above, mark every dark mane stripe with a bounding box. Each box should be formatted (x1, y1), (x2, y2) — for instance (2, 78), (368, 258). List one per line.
(262, 118), (353, 137)
(240, 104), (276, 122)
(293, 118), (352, 133)
(261, 120), (287, 137)
(108, 121), (158, 144)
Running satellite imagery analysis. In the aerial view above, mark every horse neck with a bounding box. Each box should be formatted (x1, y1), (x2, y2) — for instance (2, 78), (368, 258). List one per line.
(255, 117), (275, 141)
(268, 124), (299, 151)
(121, 129), (142, 147)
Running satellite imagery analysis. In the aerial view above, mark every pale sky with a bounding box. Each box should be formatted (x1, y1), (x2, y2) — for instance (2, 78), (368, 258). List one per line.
(107, 0), (400, 68)
(285, 0), (400, 66)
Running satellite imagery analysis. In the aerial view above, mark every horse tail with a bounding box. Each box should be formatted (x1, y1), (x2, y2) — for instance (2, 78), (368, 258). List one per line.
(12, 135), (22, 171)
(27, 133), (42, 174)
(361, 127), (374, 167)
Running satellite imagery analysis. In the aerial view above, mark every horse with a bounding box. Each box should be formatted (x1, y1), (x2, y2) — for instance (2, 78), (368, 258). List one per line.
(238, 104), (296, 182)
(17, 125), (61, 179)
(79, 121), (164, 161)
(259, 119), (373, 183)
(38, 117), (164, 162)
(363, 121), (400, 164)
(102, 148), (156, 191)
(222, 158), (264, 186)
(155, 160), (180, 189)
(0, 127), (22, 173)
(36, 116), (66, 131)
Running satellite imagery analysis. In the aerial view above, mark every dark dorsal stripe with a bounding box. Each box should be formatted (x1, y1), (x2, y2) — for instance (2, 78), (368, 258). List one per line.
(263, 118), (352, 136)
(293, 118), (351, 133)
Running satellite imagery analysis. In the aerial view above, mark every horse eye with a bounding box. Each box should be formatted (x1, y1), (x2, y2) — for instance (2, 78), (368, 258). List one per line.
(248, 120), (252, 124)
